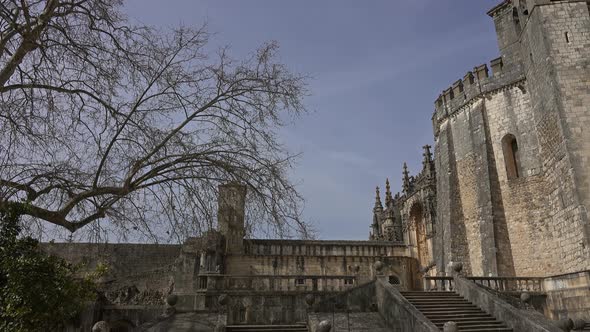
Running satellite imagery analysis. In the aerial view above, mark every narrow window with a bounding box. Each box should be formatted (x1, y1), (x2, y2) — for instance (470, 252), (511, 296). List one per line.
(513, 8), (522, 35)
(565, 31), (570, 43)
(521, 0), (529, 16)
(502, 134), (521, 179)
(295, 278), (305, 285)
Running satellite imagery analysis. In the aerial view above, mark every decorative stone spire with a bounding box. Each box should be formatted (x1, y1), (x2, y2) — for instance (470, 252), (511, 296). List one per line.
(371, 186), (383, 240)
(385, 178), (393, 206)
(402, 163), (410, 193)
(422, 145), (433, 166)
(422, 145), (435, 177)
(373, 186), (383, 212)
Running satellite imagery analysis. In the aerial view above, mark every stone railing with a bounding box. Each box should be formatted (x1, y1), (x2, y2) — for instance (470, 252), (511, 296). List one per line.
(424, 275), (545, 293)
(423, 276), (454, 291)
(467, 276), (545, 293)
(453, 275), (562, 332)
(196, 274), (358, 293)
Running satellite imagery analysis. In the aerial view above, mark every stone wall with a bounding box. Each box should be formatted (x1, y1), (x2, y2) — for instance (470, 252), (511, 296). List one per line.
(375, 279), (439, 332)
(308, 312), (389, 332)
(314, 280), (377, 312)
(484, 84), (552, 276)
(517, 0), (590, 275)
(543, 270), (590, 321)
(224, 239), (417, 289)
(41, 242), (180, 293)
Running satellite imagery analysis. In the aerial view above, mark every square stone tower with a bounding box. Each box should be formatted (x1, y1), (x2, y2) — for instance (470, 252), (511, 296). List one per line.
(509, 0), (590, 271)
(218, 182), (247, 255)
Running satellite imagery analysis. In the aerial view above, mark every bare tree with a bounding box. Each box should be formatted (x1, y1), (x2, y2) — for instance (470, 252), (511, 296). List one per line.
(0, 0), (311, 242)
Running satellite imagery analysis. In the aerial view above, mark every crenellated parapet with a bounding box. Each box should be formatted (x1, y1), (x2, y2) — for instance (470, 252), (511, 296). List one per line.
(432, 56), (526, 138)
(430, 0), (585, 138)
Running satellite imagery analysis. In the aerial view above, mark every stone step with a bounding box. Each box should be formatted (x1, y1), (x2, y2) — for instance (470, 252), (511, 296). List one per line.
(414, 303), (478, 309)
(419, 308), (483, 314)
(404, 295), (463, 299)
(421, 309), (490, 315)
(457, 328), (512, 332)
(431, 317), (501, 324)
(401, 291), (458, 296)
(407, 298), (467, 302)
(409, 298), (470, 302)
(405, 297), (464, 302)
(401, 291), (514, 332)
(225, 325), (308, 332)
(416, 304), (479, 309)
(226, 330), (308, 332)
(227, 330), (308, 332)
(421, 310), (485, 316)
(434, 321), (505, 327)
(423, 312), (494, 320)
(416, 306), (479, 311)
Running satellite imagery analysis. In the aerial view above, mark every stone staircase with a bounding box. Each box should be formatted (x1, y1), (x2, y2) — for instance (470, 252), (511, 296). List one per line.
(225, 324), (308, 332)
(401, 291), (513, 331)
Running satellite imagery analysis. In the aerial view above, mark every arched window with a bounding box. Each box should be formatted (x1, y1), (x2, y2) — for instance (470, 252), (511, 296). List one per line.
(502, 134), (521, 179)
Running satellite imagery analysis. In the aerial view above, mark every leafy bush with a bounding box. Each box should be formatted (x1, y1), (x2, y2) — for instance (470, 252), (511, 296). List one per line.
(0, 207), (96, 332)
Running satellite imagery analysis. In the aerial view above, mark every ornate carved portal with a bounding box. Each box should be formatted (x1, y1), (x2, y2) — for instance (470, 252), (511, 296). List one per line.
(409, 203), (430, 269)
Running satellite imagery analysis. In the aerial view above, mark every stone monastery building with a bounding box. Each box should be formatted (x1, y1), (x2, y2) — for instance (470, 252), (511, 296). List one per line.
(48, 1), (590, 331)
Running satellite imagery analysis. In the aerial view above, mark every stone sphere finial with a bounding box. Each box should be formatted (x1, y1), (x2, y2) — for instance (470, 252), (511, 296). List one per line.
(520, 292), (531, 303)
(166, 294), (178, 306)
(92, 321), (110, 332)
(218, 294), (229, 306)
(443, 321), (458, 332)
(317, 320), (332, 332)
(305, 294), (315, 306)
(374, 261), (384, 272)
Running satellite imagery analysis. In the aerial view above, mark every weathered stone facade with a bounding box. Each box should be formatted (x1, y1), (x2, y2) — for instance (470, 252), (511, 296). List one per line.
(370, 146), (437, 274)
(379, 0), (590, 279)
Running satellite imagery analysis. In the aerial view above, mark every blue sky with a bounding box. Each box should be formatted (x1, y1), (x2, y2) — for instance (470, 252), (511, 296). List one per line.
(125, 0), (502, 240)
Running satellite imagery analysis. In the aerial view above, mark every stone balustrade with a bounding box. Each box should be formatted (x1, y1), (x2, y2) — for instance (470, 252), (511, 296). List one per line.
(467, 276), (545, 293)
(423, 276), (454, 291)
(196, 274), (358, 293)
(424, 275), (545, 293)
